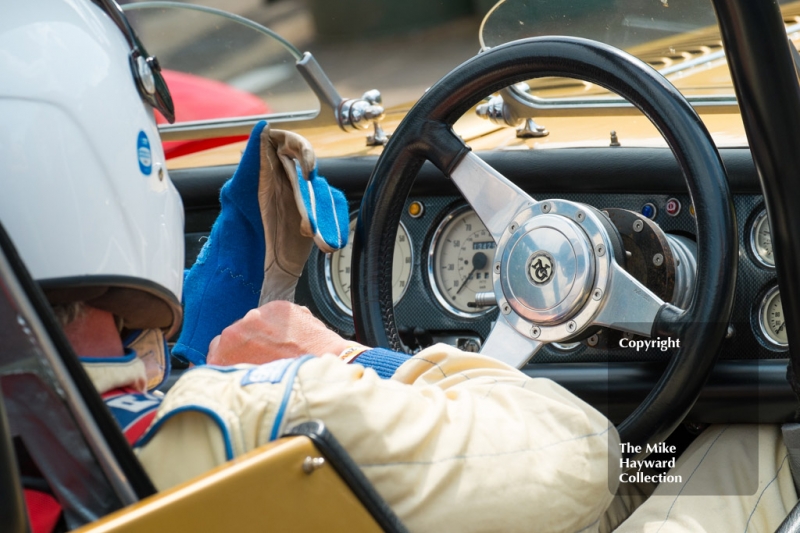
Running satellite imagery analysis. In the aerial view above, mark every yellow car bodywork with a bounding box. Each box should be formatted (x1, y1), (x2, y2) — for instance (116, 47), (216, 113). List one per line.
(75, 436), (383, 533)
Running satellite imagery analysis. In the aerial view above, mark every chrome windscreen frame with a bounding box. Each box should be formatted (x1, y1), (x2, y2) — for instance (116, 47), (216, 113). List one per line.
(475, 23), (800, 130)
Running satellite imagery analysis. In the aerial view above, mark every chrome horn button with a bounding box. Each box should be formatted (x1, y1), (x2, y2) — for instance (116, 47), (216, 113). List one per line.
(501, 214), (595, 325)
(492, 199), (615, 343)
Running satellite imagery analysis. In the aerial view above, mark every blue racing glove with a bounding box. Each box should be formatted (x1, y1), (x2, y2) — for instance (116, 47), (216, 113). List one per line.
(173, 121), (349, 365)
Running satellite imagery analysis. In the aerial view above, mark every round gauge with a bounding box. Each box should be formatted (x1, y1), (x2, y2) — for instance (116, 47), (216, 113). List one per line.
(759, 286), (788, 348)
(750, 210), (774, 268)
(429, 206), (497, 317)
(325, 217), (413, 315)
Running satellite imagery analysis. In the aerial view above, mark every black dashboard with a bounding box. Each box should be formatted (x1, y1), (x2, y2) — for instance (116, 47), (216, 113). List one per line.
(172, 147), (796, 425)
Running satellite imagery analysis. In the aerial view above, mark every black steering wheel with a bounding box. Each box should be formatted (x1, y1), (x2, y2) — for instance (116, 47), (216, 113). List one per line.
(351, 37), (736, 455)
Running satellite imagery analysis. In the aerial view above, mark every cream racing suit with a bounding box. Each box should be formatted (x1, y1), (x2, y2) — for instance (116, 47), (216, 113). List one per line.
(84, 342), (619, 533)
(614, 424), (797, 532)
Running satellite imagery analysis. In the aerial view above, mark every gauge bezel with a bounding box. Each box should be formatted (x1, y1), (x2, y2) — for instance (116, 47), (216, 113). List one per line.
(427, 205), (497, 318)
(324, 250), (352, 316)
(551, 341), (582, 352)
(325, 216), (413, 316)
(749, 209), (775, 269)
(756, 284), (788, 350)
(391, 221), (414, 306)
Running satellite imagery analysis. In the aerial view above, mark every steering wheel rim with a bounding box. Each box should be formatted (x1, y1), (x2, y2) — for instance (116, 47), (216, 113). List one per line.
(352, 36), (737, 455)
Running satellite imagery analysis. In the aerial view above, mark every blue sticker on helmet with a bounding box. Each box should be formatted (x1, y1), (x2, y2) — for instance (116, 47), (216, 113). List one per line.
(137, 131), (152, 175)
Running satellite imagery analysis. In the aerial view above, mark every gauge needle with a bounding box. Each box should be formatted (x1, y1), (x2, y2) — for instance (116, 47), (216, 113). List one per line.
(776, 321), (786, 334)
(456, 252), (488, 295)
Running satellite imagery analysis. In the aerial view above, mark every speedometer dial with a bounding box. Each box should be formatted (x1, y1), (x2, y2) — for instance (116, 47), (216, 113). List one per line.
(758, 286), (788, 348)
(750, 210), (774, 268)
(325, 217), (412, 315)
(429, 206), (496, 317)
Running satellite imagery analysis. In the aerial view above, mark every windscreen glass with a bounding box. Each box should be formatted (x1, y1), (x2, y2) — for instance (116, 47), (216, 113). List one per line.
(124, 2), (319, 125)
(480, 0), (800, 101)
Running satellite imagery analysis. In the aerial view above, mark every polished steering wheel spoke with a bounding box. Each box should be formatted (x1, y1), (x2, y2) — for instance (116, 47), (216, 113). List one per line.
(480, 313), (543, 368)
(592, 261), (666, 337)
(449, 152), (536, 243)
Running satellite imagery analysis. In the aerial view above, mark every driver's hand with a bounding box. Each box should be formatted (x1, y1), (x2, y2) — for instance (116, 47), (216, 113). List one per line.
(206, 300), (362, 365)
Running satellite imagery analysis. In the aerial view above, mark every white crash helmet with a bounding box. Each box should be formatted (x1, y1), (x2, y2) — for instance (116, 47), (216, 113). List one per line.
(0, 0), (184, 336)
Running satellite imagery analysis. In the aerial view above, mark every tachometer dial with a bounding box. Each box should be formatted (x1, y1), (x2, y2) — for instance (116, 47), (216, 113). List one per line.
(429, 206), (496, 317)
(759, 286), (788, 348)
(325, 217), (412, 315)
(750, 210), (774, 268)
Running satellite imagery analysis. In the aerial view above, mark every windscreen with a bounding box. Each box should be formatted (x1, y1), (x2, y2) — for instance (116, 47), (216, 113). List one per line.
(479, 0), (800, 101)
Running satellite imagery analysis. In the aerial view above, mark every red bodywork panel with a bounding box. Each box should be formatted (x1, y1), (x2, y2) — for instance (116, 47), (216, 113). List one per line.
(156, 70), (270, 159)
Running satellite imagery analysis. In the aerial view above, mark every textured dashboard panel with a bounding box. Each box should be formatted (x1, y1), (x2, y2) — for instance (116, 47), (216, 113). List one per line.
(309, 197), (498, 343)
(533, 194), (781, 363)
(173, 148), (780, 364)
(302, 193), (784, 363)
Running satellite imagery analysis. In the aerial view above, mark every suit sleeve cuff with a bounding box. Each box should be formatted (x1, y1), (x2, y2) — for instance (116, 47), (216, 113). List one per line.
(351, 348), (411, 379)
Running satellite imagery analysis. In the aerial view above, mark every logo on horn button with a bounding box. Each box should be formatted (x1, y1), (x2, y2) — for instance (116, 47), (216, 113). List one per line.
(528, 251), (555, 285)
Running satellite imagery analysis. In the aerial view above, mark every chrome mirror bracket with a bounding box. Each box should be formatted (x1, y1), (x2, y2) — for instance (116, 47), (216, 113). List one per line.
(158, 52), (390, 142)
(295, 52), (342, 126)
(296, 53), (389, 145)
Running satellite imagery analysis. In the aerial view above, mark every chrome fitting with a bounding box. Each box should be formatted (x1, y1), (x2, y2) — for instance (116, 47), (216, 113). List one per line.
(476, 95), (517, 127)
(338, 89), (386, 139)
(475, 85), (549, 139)
(474, 292), (498, 307)
(136, 55), (155, 95)
(302, 456), (325, 474)
(338, 97), (385, 132)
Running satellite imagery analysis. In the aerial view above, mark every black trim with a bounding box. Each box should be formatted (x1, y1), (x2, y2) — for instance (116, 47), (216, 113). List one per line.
(283, 420), (407, 533)
(524, 359), (796, 425)
(170, 147), (762, 201)
(0, 383), (29, 533)
(21, 476), (52, 495)
(0, 224), (157, 502)
(711, 0), (800, 412)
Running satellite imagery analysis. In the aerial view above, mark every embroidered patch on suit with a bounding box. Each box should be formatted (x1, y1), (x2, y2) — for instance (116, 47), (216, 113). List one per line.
(241, 358), (296, 386)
